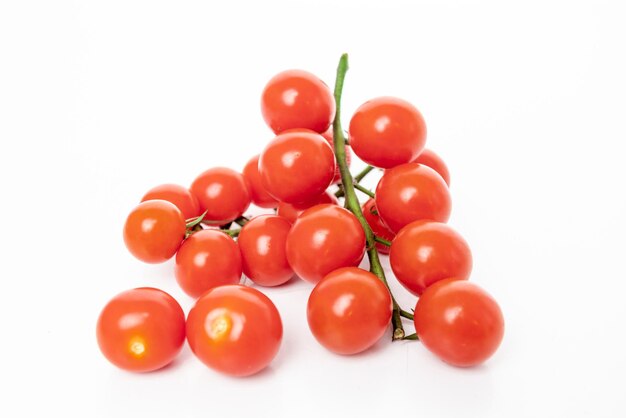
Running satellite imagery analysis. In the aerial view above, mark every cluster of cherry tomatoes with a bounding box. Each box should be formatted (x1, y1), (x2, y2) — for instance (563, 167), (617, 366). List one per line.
(97, 55), (504, 377)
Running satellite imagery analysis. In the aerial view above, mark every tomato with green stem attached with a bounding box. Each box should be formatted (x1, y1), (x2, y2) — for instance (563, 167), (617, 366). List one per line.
(362, 198), (395, 255)
(190, 167), (251, 225)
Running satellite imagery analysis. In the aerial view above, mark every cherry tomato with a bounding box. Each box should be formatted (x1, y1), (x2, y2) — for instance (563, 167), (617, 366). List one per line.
(390, 220), (472, 295)
(96, 288), (185, 372)
(375, 163), (451, 233)
(175, 229), (242, 298)
(238, 215), (293, 287)
(186, 285), (283, 377)
(242, 155), (278, 209)
(307, 267), (392, 355)
(349, 97), (426, 168)
(259, 131), (335, 203)
(362, 199), (395, 255)
(190, 167), (250, 225)
(277, 190), (338, 223)
(123, 200), (186, 263)
(413, 149), (450, 186)
(414, 279), (504, 367)
(140, 183), (201, 220)
(261, 69), (335, 134)
(286, 204), (365, 284)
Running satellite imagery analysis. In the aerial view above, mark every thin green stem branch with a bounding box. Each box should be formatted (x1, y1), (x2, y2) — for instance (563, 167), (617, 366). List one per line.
(374, 235), (392, 247)
(403, 333), (419, 341)
(354, 183), (376, 199)
(400, 309), (414, 320)
(354, 165), (375, 183)
(331, 53), (405, 340)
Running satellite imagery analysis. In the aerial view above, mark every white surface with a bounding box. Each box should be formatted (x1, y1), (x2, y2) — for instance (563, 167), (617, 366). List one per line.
(1, 1), (625, 417)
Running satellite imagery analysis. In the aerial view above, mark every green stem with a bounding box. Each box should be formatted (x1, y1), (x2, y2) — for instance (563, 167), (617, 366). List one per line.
(354, 165), (375, 183)
(374, 235), (392, 247)
(234, 216), (249, 227)
(400, 309), (414, 320)
(332, 53), (405, 341)
(403, 333), (419, 341)
(221, 228), (241, 238)
(185, 210), (208, 229)
(354, 183), (376, 199)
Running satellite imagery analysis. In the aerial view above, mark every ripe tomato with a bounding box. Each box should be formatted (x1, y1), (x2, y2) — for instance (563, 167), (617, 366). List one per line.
(175, 230), (242, 298)
(349, 97), (426, 169)
(362, 198), (395, 255)
(286, 204), (365, 284)
(261, 69), (335, 134)
(413, 149), (450, 186)
(190, 167), (250, 225)
(277, 191), (338, 223)
(242, 155), (278, 209)
(375, 163), (451, 233)
(238, 215), (293, 287)
(414, 279), (504, 367)
(390, 220), (472, 295)
(123, 200), (186, 263)
(307, 267), (392, 355)
(258, 131), (335, 203)
(186, 285), (283, 377)
(96, 288), (185, 372)
(140, 183), (201, 220)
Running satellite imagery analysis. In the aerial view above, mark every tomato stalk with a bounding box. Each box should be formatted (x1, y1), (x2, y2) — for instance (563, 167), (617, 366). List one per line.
(331, 53), (405, 340)
(335, 165), (376, 198)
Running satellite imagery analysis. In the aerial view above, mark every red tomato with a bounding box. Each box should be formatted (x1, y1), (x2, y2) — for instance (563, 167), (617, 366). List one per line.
(307, 267), (392, 355)
(186, 285), (283, 377)
(286, 204), (365, 284)
(175, 230), (242, 298)
(414, 279), (504, 367)
(412, 149), (451, 186)
(259, 131), (335, 203)
(390, 220), (472, 295)
(375, 163), (451, 233)
(277, 191), (338, 223)
(123, 200), (186, 263)
(362, 198), (395, 255)
(238, 215), (293, 287)
(349, 97), (426, 168)
(190, 167), (250, 225)
(96, 288), (185, 372)
(261, 69), (335, 134)
(141, 184), (201, 220)
(242, 155), (278, 209)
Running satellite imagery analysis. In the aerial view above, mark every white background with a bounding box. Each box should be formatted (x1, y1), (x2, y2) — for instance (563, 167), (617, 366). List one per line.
(1, 1), (625, 417)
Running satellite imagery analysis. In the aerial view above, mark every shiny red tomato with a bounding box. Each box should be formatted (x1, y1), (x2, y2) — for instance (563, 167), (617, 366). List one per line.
(390, 220), (472, 295)
(286, 204), (365, 284)
(307, 267), (392, 355)
(375, 163), (451, 233)
(349, 97), (426, 168)
(413, 149), (450, 186)
(96, 288), (185, 372)
(190, 167), (250, 225)
(261, 69), (335, 134)
(175, 230), (242, 298)
(242, 155), (278, 209)
(238, 215), (293, 287)
(186, 285), (283, 376)
(277, 190), (338, 223)
(362, 198), (395, 255)
(140, 183), (201, 220)
(123, 200), (186, 263)
(258, 131), (335, 203)
(414, 279), (504, 367)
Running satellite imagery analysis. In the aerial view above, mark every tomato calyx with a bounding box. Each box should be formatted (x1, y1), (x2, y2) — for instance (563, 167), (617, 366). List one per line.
(184, 211), (245, 239)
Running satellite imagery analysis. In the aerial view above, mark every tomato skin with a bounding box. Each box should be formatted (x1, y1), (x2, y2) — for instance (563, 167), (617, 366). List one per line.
(286, 204), (366, 284)
(259, 131), (335, 204)
(413, 149), (450, 186)
(414, 279), (504, 367)
(141, 184), (201, 220)
(349, 97), (426, 169)
(190, 167), (251, 225)
(123, 200), (186, 263)
(238, 215), (293, 287)
(390, 220), (472, 295)
(362, 199), (395, 255)
(186, 285), (283, 377)
(261, 69), (335, 134)
(242, 155), (278, 209)
(307, 267), (392, 355)
(175, 230), (242, 298)
(375, 163), (451, 233)
(96, 288), (185, 372)
(277, 191), (338, 223)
